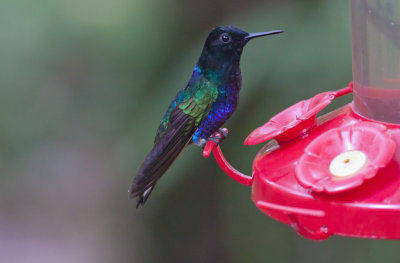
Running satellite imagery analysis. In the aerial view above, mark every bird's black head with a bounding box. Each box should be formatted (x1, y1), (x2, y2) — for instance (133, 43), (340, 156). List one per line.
(198, 26), (283, 71)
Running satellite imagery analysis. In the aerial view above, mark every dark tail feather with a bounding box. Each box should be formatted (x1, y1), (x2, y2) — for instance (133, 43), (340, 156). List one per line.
(129, 109), (195, 207)
(129, 135), (190, 207)
(135, 185), (155, 208)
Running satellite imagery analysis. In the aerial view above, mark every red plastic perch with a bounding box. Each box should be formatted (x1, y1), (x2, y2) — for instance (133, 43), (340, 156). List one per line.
(203, 141), (253, 187)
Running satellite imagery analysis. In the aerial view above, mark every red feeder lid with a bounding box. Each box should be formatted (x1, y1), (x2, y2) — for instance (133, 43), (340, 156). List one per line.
(245, 85), (352, 145)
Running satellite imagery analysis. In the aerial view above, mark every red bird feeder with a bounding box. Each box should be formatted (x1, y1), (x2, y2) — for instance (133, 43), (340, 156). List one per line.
(203, 0), (400, 240)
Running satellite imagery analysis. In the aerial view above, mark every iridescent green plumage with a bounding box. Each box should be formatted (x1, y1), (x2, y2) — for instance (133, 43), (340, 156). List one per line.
(155, 76), (219, 143)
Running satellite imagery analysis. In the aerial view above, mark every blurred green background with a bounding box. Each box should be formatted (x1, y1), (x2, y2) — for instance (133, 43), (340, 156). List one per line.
(1, 0), (400, 262)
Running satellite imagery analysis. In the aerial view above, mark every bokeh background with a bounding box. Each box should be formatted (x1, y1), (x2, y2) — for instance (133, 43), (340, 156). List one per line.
(2, 0), (400, 262)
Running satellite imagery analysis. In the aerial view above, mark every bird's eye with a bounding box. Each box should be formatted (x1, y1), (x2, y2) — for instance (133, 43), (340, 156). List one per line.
(220, 33), (231, 43)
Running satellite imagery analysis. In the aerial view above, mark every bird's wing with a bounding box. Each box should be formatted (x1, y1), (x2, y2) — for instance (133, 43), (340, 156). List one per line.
(130, 83), (218, 206)
(154, 77), (218, 143)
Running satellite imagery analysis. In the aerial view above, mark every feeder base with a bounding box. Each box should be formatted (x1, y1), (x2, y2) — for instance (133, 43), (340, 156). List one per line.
(252, 103), (400, 240)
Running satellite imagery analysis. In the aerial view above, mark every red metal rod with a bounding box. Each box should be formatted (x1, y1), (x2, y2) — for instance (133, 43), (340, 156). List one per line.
(256, 201), (325, 217)
(334, 82), (353, 98)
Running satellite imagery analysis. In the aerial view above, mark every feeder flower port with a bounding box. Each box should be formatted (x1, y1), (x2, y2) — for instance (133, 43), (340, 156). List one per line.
(296, 122), (395, 193)
(203, 0), (400, 240)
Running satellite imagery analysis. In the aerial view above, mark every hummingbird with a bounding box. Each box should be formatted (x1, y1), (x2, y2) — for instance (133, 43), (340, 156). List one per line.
(130, 26), (283, 207)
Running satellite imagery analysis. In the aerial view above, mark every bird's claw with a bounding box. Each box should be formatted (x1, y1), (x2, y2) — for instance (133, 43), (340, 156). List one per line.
(218, 128), (228, 138)
(195, 138), (208, 148)
(208, 128), (229, 145)
(202, 128), (229, 157)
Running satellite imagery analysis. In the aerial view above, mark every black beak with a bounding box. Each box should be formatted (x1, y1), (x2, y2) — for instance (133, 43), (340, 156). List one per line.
(245, 30), (284, 41)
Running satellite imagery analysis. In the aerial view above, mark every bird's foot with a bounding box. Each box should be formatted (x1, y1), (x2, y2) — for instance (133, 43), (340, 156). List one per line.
(208, 128), (228, 145)
(194, 128), (229, 148)
(202, 128), (229, 157)
(195, 138), (209, 148)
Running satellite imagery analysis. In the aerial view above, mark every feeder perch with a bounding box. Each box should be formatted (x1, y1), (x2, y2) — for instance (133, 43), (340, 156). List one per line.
(203, 0), (400, 240)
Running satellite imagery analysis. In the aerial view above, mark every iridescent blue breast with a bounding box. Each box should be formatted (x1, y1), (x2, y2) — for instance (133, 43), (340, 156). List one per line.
(192, 76), (241, 143)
